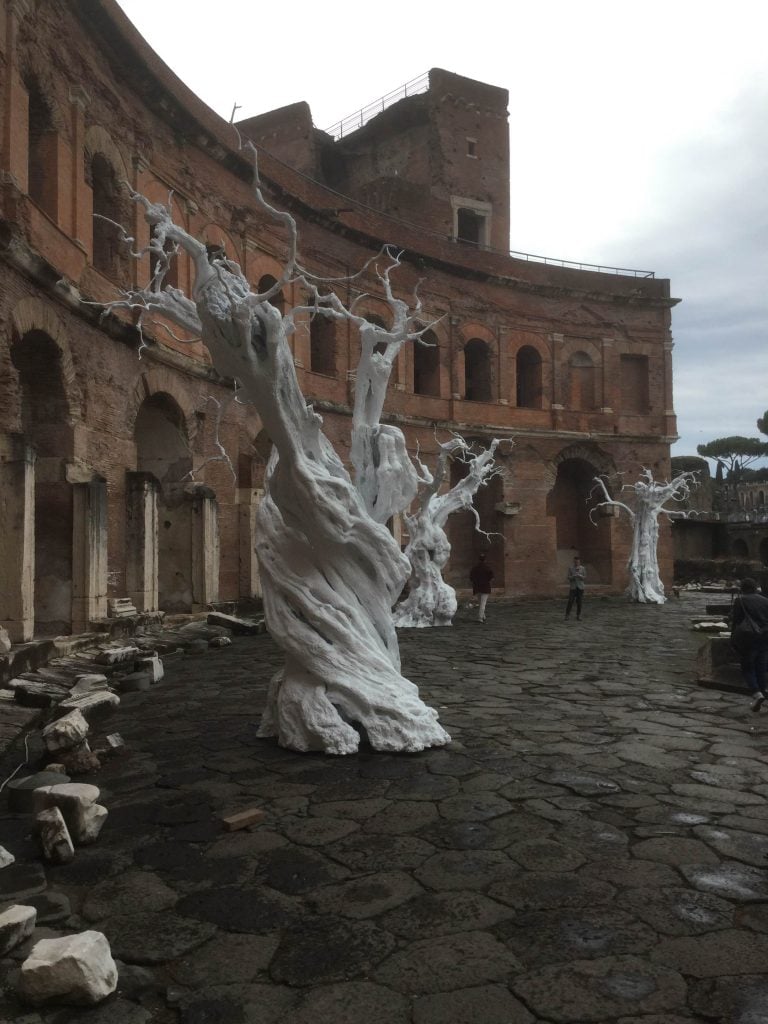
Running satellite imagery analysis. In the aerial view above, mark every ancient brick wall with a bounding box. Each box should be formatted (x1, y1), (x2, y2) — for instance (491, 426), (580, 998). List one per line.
(0, 0), (679, 637)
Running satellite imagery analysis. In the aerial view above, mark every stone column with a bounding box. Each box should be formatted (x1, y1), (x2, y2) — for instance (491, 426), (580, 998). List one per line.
(0, 433), (34, 642)
(71, 476), (108, 632)
(126, 472), (158, 612)
(239, 487), (263, 600)
(191, 487), (219, 609)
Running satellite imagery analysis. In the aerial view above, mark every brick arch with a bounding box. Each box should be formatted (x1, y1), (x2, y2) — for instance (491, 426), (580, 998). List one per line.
(545, 443), (618, 489)
(562, 338), (602, 366)
(10, 297), (83, 421)
(127, 368), (199, 443)
(84, 125), (130, 183)
(18, 61), (68, 135)
(351, 298), (393, 328)
(457, 322), (497, 353)
(247, 252), (285, 290)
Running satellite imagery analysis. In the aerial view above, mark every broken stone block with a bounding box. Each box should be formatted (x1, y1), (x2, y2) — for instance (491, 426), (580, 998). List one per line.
(0, 845), (15, 869)
(36, 807), (75, 865)
(7, 772), (70, 814)
(17, 930), (118, 1005)
(137, 653), (163, 683)
(59, 744), (101, 776)
(11, 679), (70, 708)
(105, 733), (125, 753)
(221, 808), (265, 831)
(0, 905), (37, 955)
(207, 611), (264, 635)
(70, 674), (110, 696)
(209, 635), (232, 648)
(58, 691), (120, 719)
(0, 626), (11, 653)
(34, 783), (103, 845)
(107, 598), (138, 619)
(42, 710), (89, 755)
(94, 646), (139, 667)
(115, 671), (152, 693)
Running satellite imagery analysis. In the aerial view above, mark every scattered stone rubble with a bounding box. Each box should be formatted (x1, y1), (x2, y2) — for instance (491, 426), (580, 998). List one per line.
(17, 931), (118, 1005)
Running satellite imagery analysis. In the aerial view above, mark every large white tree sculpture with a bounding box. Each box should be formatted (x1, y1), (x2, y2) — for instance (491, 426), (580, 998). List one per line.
(100, 157), (450, 755)
(394, 438), (504, 628)
(591, 469), (698, 604)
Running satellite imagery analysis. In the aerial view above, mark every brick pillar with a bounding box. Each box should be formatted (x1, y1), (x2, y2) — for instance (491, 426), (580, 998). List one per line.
(601, 337), (616, 413)
(191, 488), (219, 609)
(126, 472), (158, 612)
(1, 0), (32, 191)
(71, 477), (108, 632)
(69, 86), (89, 244)
(0, 433), (34, 641)
(551, 332), (565, 428)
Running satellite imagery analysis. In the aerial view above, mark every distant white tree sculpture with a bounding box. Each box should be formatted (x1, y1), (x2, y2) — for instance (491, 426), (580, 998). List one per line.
(394, 438), (504, 628)
(591, 469), (698, 604)
(99, 152), (450, 755)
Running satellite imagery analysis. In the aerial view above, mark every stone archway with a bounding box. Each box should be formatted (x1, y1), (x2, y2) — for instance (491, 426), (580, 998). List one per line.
(547, 447), (615, 584)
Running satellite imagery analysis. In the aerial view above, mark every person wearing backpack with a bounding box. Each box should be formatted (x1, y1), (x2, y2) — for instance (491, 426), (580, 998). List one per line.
(730, 577), (768, 711)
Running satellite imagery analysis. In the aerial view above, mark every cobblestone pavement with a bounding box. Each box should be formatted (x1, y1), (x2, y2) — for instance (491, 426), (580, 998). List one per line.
(3, 593), (768, 1023)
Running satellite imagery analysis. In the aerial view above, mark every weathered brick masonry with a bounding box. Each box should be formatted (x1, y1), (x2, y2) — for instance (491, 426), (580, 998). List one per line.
(0, 0), (678, 642)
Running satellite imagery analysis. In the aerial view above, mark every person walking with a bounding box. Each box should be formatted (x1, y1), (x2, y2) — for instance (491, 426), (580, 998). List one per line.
(565, 555), (586, 621)
(469, 554), (494, 623)
(730, 577), (768, 711)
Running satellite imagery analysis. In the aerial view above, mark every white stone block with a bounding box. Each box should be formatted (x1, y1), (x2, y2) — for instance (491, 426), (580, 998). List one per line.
(18, 931), (118, 1005)
(94, 646), (139, 666)
(42, 709), (89, 754)
(36, 807), (75, 864)
(34, 783), (101, 844)
(137, 653), (164, 683)
(59, 691), (120, 718)
(71, 674), (110, 696)
(0, 626), (11, 653)
(0, 845), (15, 869)
(0, 904), (36, 955)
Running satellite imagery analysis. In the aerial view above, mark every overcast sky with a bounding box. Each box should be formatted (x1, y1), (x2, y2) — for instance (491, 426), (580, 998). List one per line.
(116, 0), (768, 463)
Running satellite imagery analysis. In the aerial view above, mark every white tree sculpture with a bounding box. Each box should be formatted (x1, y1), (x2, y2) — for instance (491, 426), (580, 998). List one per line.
(393, 438), (505, 628)
(591, 469), (698, 604)
(100, 156), (450, 756)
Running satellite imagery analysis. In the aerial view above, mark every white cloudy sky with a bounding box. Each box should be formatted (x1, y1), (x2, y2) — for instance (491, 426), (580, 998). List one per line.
(116, 0), (768, 460)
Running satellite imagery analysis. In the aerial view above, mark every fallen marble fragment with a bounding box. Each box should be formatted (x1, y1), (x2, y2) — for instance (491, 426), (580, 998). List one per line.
(70, 673), (110, 695)
(209, 635), (232, 648)
(207, 611), (264, 635)
(18, 930), (118, 1005)
(34, 783), (105, 844)
(137, 653), (164, 682)
(36, 807), (75, 864)
(0, 845), (15, 869)
(7, 772), (71, 813)
(42, 709), (89, 754)
(94, 646), (139, 666)
(58, 690), (120, 718)
(0, 904), (36, 955)
(222, 808), (265, 831)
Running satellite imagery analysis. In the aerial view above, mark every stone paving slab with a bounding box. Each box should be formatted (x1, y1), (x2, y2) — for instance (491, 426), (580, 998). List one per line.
(1, 593), (767, 1022)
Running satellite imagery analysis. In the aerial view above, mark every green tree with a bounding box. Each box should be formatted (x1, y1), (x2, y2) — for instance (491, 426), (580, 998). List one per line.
(758, 410), (768, 436)
(696, 436), (768, 480)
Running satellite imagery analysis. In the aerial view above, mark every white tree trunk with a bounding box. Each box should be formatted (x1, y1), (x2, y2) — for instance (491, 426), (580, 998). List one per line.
(394, 439), (503, 628)
(102, 190), (449, 755)
(592, 469), (698, 606)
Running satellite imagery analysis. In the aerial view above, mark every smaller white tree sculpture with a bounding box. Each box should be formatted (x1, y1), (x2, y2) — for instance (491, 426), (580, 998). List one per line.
(591, 468), (698, 604)
(393, 438), (504, 628)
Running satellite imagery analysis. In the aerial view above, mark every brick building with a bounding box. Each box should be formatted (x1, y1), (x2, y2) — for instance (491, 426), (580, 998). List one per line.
(0, 0), (679, 642)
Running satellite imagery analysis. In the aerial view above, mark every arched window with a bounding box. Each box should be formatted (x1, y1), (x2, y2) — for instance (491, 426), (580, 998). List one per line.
(516, 346), (542, 408)
(258, 275), (285, 315)
(570, 351), (596, 411)
(413, 330), (440, 396)
(25, 76), (58, 219)
(310, 311), (336, 376)
(88, 153), (123, 279)
(464, 339), (492, 402)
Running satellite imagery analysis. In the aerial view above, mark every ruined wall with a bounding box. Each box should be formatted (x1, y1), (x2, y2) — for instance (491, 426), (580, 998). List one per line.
(0, 0), (678, 638)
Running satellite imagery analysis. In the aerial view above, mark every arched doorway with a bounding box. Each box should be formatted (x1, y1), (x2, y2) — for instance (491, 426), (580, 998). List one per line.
(732, 538), (750, 558)
(11, 330), (74, 635)
(134, 394), (194, 612)
(446, 446), (505, 591)
(548, 456), (612, 583)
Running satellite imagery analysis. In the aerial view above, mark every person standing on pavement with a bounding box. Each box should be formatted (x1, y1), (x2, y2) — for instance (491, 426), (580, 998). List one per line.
(730, 577), (768, 711)
(469, 554), (494, 623)
(565, 555), (586, 621)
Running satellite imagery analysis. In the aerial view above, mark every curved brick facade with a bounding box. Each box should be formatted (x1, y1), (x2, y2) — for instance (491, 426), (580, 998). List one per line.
(0, 0), (678, 640)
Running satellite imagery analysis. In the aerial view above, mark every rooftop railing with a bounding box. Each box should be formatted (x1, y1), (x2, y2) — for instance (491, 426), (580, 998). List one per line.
(325, 72), (430, 140)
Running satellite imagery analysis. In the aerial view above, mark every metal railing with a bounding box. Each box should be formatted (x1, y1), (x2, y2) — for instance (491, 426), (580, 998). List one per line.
(505, 247), (655, 279)
(325, 73), (430, 140)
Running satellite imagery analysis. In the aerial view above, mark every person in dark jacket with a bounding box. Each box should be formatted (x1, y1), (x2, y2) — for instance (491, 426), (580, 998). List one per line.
(731, 577), (768, 711)
(469, 554), (494, 622)
(565, 556), (586, 621)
